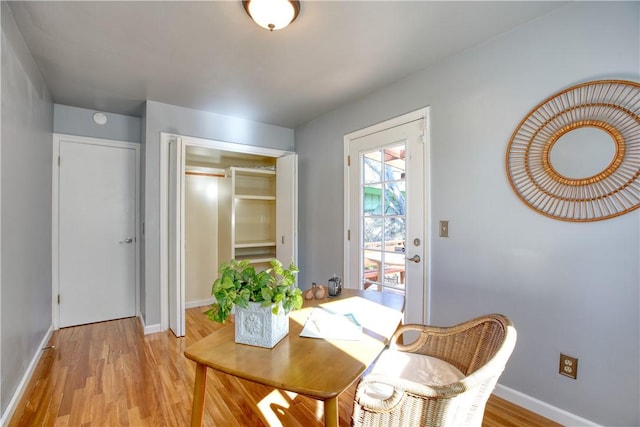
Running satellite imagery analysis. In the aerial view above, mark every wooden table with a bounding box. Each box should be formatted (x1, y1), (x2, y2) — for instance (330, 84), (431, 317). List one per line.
(184, 289), (404, 427)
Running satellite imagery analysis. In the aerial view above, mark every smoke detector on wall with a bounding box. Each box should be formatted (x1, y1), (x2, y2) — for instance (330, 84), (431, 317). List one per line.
(93, 112), (108, 125)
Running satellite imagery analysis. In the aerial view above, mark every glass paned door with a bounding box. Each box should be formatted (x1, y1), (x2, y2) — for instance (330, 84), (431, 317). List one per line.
(346, 115), (427, 325)
(362, 146), (407, 294)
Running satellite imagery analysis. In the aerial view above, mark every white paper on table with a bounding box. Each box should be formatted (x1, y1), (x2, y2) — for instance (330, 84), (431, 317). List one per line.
(313, 296), (403, 341)
(300, 308), (363, 340)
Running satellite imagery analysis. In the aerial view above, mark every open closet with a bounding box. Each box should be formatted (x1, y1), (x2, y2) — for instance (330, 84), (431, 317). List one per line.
(184, 147), (280, 307)
(164, 134), (297, 337)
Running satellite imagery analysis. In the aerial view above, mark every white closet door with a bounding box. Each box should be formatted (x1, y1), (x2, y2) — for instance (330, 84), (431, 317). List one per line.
(58, 139), (137, 327)
(276, 154), (298, 269)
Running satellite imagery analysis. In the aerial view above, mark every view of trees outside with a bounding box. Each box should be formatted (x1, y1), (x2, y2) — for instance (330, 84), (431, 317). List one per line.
(363, 147), (406, 245)
(361, 145), (406, 292)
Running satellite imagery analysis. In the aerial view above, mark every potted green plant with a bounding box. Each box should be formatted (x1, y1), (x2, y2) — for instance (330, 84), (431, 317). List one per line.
(205, 258), (302, 348)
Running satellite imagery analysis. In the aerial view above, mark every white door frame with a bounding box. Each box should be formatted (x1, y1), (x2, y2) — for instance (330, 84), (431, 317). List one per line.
(167, 137), (185, 337)
(159, 132), (295, 333)
(343, 108), (432, 324)
(52, 133), (140, 329)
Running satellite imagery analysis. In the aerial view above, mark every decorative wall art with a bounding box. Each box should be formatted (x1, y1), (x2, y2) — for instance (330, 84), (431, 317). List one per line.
(506, 79), (640, 222)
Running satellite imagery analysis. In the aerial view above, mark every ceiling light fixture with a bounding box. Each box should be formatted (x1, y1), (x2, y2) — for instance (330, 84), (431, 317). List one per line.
(243, 0), (301, 32)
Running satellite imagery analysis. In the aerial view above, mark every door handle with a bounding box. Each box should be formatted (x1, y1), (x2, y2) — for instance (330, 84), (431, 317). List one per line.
(119, 238), (133, 244)
(407, 254), (421, 263)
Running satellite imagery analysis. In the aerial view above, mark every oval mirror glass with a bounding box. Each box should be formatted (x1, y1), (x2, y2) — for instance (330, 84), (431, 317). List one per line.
(549, 127), (616, 179)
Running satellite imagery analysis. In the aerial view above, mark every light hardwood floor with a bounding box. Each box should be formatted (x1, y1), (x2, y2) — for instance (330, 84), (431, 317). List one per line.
(9, 307), (561, 426)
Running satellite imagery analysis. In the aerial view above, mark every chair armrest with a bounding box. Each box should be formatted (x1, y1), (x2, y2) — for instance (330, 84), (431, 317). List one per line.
(355, 372), (465, 411)
(388, 315), (512, 375)
(388, 323), (446, 353)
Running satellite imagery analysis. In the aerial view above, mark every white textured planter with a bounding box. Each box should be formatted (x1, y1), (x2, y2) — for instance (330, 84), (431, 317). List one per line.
(234, 301), (289, 348)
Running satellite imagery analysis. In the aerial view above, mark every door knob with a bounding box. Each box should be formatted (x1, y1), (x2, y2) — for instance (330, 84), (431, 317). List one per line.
(407, 254), (421, 263)
(119, 238), (133, 244)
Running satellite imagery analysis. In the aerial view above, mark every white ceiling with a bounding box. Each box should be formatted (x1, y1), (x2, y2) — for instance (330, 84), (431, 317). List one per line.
(8, 1), (567, 129)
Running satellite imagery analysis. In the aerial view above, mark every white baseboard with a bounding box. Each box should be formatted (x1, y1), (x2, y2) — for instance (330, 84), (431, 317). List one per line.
(186, 298), (214, 309)
(493, 384), (600, 426)
(138, 300), (213, 336)
(138, 315), (163, 335)
(0, 325), (54, 427)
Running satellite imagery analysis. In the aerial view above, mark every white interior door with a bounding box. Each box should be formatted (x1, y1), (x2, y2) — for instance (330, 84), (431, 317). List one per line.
(168, 137), (185, 337)
(58, 138), (137, 327)
(276, 153), (298, 269)
(346, 117), (427, 325)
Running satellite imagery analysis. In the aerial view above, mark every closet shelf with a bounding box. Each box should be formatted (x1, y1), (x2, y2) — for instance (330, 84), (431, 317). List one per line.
(234, 255), (277, 264)
(234, 240), (277, 248)
(231, 167), (276, 176)
(234, 195), (276, 201)
(219, 165), (284, 269)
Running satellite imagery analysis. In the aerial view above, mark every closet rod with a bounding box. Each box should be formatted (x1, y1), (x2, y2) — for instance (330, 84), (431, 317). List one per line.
(184, 171), (225, 178)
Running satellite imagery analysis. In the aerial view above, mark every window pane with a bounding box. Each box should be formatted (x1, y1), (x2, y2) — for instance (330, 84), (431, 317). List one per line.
(363, 249), (381, 286)
(384, 146), (405, 181)
(363, 217), (382, 245)
(384, 217), (405, 243)
(382, 252), (405, 291)
(363, 152), (382, 184)
(363, 184), (381, 216)
(384, 181), (406, 215)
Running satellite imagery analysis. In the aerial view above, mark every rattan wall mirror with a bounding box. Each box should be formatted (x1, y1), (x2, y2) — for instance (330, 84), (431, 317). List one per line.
(506, 79), (640, 222)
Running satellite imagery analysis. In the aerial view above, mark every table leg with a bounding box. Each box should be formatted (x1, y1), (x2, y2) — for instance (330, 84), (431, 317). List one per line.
(324, 396), (339, 427)
(191, 363), (207, 427)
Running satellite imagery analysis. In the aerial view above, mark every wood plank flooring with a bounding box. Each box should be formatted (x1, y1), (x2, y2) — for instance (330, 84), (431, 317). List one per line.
(9, 307), (561, 426)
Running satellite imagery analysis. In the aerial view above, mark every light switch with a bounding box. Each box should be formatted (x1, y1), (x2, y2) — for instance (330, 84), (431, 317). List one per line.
(439, 220), (449, 238)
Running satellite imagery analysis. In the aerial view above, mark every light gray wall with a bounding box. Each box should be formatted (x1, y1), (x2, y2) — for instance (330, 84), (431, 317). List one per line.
(295, 2), (639, 426)
(1, 2), (53, 417)
(53, 104), (141, 143)
(143, 100), (294, 325)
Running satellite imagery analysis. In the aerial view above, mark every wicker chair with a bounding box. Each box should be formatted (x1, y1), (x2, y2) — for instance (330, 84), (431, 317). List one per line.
(352, 314), (517, 427)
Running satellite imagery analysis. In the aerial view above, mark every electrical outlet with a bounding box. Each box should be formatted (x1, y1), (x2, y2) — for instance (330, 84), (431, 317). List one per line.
(559, 353), (578, 379)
